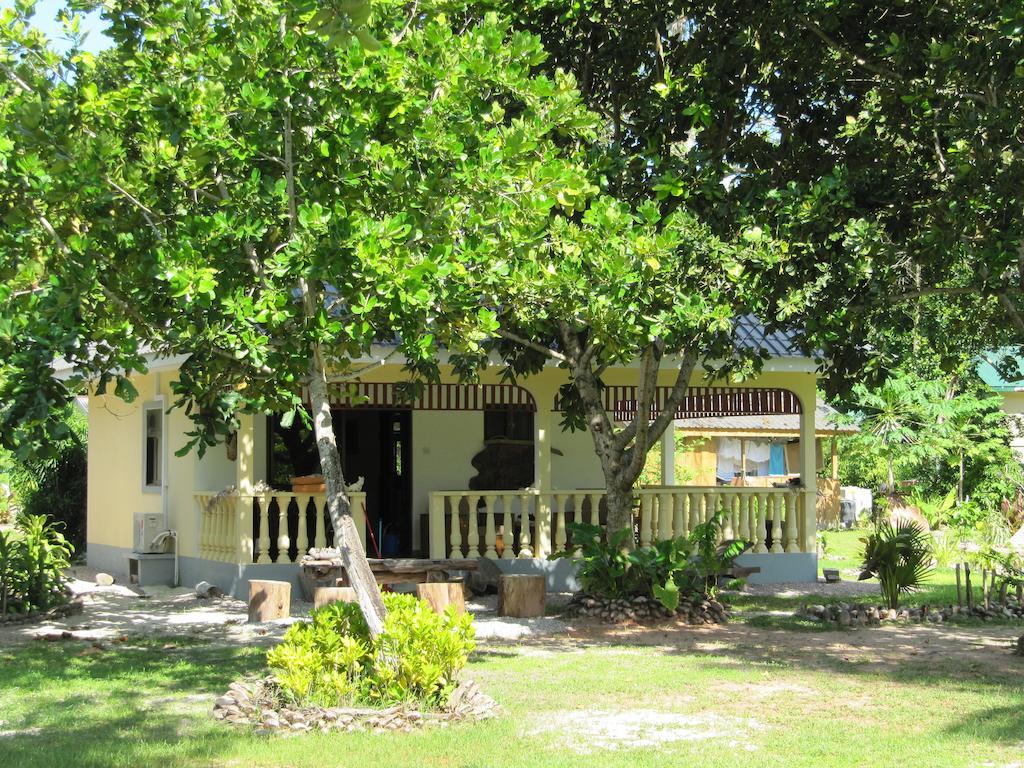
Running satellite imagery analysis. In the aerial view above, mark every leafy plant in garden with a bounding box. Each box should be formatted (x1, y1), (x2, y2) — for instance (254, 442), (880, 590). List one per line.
(683, 509), (746, 598)
(267, 592), (474, 708)
(0, 514), (73, 615)
(908, 489), (958, 530)
(553, 523), (641, 598)
(9, 407), (87, 551)
(556, 510), (747, 609)
(626, 535), (692, 612)
(859, 520), (934, 609)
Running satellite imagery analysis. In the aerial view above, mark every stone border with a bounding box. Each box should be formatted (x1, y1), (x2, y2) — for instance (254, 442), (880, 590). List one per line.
(799, 599), (1024, 627)
(565, 593), (729, 624)
(214, 677), (498, 735)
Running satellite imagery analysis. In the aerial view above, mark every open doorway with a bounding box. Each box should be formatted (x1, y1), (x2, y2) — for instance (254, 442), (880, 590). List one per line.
(267, 409), (413, 556)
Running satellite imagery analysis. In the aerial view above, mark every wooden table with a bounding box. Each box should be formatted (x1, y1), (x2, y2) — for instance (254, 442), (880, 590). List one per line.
(299, 550), (478, 598)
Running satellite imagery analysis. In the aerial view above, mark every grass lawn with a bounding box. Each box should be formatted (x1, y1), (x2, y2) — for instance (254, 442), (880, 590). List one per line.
(727, 529), (1000, 624)
(1, 615), (1023, 768)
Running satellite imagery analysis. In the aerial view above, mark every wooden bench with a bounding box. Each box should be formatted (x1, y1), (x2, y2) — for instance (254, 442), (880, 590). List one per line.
(298, 550), (478, 599)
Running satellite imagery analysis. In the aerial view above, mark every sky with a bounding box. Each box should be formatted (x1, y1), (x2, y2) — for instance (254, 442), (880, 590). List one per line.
(3, 0), (111, 54)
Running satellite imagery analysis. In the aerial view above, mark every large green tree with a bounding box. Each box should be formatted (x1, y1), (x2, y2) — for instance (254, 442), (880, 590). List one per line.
(0, 0), (598, 633)
(475, 0), (1024, 376)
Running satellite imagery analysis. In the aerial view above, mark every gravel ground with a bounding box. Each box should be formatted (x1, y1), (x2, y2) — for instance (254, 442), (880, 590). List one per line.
(0, 571), (574, 647)
(735, 579), (881, 600)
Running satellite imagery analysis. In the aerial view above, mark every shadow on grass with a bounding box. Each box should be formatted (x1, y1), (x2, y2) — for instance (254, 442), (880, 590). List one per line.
(0, 638), (262, 768)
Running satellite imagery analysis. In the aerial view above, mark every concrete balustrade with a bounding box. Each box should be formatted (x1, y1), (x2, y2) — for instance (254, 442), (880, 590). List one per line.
(195, 491), (367, 564)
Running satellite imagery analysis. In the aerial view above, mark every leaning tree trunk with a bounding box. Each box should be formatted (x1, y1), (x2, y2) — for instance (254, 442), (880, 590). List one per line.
(282, 82), (386, 636)
(307, 353), (388, 637)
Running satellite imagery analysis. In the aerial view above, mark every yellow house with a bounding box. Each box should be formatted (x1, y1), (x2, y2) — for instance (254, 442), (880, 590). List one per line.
(74, 325), (826, 595)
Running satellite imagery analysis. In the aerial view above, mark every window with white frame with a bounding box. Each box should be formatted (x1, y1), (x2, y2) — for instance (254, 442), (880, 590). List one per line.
(143, 403), (164, 489)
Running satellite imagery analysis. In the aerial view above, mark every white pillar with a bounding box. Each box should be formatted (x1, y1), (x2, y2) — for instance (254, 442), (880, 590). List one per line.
(235, 413), (256, 494)
(660, 421), (675, 486)
(532, 385), (555, 558)
(797, 381), (817, 553)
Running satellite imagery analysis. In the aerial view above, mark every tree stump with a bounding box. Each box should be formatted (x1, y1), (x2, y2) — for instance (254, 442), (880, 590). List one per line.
(417, 582), (466, 615)
(313, 586), (357, 610)
(498, 574), (545, 618)
(248, 579), (291, 623)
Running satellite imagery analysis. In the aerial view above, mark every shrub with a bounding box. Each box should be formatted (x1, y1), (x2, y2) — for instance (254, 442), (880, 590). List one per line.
(553, 523), (643, 598)
(859, 520), (934, 609)
(267, 592), (475, 709)
(0, 514), (74, 615)
(555, 509), (746, 611)
(10, 412), (87, 553)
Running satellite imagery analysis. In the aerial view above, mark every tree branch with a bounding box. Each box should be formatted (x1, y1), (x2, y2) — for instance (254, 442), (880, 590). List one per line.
(495, 329), (568, 363)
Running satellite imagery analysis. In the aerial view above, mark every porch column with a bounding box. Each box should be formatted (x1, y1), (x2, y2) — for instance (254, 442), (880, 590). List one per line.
(235, 413), (256, 493)
(235, 413), (256, 564)
(532, 385), (555, 559)
(660, 421), (675, 486)
(797, 382), (817, 553)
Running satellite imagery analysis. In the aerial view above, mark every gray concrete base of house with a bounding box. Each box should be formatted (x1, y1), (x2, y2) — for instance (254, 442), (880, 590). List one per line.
(737, 552), (818, 584)
(87, 542), (817, 598)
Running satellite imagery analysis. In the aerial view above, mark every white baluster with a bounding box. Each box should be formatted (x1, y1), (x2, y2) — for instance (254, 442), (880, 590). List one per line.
(517, 492), (533, 558)
(589, 493), (602, 527)
(500, 494), (515, 560)
(738, 493), (750, 541)
(784, 491), (799, 553)
(483, 494), (498, 559)
(277, 496), (291, 562)
(770, 494), (784, 553)
(672, 492), (685, 539)
(639, 493), (654, 547)
(296, 495), (311, 558)
(198, 498), (208, 559)
(554, 494), (568, 552)
(314, 495), (327, 550)
(724, 493), (736, 539)
(467, 494), (481, 557)
(658, 492), (673, 541)
(754, 493), (768, 553)
(255, 495), (271, 563)
(449, 494), (462, 557)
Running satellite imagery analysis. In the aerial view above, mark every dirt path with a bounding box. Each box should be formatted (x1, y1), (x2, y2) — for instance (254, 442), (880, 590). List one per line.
(4, 577), (1022, 682)
(528, 615), (1024, 680)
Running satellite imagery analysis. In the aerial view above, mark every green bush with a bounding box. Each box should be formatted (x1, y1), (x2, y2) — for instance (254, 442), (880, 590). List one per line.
(555, 509), (745, 611)
(0, 514), (74, 615)
(267, 592), (475, 709)
(10, 411), (87, 553)
(859, 520), (934, 609)
(553, 524), (642, 598)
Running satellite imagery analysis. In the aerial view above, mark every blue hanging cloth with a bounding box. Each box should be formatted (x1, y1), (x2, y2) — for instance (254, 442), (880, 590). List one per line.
(769, 443), (786, 475)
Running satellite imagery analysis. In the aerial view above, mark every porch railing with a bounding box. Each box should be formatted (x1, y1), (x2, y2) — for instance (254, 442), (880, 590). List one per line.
(428, 486), (813, 560)
(195, 491), (367, 564)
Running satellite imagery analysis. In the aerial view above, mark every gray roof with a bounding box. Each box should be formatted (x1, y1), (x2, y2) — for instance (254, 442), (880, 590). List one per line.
(675, 400), (856, 436)
(733, 315), (805, 358)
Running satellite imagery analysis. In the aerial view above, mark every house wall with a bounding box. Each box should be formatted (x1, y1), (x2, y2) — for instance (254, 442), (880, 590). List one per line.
(1000, 392), (1024, 461)
(410, 410), (483, 550)
(550, 424), (605, 489)
(86, 369), (239, 578)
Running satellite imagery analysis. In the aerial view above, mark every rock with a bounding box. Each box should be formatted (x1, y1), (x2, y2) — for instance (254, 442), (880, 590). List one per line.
(469, 557), (502, 596)
(95, 573), (115, 587)
(837, 609), (851, 627)
(196, 581), (225, 599)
